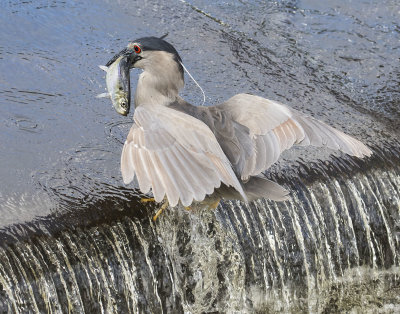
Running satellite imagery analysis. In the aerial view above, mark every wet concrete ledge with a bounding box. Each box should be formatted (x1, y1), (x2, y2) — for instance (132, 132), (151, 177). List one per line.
(0, 140), (399, 248)
(0, 142), (399, 312)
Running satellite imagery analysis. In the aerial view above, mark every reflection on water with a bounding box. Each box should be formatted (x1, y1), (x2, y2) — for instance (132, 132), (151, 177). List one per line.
(0, 0), (399, 312)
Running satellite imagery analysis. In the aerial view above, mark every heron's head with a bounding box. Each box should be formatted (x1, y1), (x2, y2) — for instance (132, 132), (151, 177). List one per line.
(107, 37), (185, 106)
(106, 36), (183, 78)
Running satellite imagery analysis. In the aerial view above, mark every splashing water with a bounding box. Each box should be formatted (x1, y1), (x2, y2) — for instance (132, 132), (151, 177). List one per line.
(0, 164), (399, 313)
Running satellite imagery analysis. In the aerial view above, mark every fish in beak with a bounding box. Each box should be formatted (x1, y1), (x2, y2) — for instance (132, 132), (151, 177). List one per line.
(97, 55), (131, 116)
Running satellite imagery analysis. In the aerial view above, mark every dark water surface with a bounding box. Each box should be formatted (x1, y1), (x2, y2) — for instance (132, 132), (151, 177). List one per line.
(0, 0), (399, 312)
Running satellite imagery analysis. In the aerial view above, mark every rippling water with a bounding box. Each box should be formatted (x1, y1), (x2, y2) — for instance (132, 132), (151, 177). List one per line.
(0, 0), (399, 312)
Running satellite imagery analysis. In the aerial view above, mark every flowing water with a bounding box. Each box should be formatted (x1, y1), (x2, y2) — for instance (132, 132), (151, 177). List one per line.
(0, 0), (399, 313)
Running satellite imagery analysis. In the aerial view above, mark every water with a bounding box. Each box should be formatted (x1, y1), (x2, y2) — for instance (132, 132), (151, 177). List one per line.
(0, 166), (399, 312)
(0, 0), (399, 312)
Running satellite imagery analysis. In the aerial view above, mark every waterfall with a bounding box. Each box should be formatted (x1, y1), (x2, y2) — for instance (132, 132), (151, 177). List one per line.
(1, 152), (400, 312)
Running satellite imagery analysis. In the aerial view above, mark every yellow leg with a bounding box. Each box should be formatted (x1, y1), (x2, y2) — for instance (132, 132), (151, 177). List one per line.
(184, 206), (191, 211)
(208, 199), (220, 210)
(153, 200), (169, 221)
(141, 197), (155, 203)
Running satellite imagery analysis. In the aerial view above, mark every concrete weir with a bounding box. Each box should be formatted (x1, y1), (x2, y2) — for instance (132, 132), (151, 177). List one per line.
(0, 149), (399, 312)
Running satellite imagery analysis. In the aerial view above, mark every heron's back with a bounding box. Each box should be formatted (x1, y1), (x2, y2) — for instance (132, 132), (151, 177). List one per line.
(167, 99), (253, 177)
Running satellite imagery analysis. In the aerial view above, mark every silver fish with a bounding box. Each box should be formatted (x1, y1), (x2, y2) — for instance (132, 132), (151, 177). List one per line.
(97, 55), (130, 116)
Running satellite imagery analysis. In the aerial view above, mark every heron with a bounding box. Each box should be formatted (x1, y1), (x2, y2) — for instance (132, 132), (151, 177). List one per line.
(105, 36), (372, 220)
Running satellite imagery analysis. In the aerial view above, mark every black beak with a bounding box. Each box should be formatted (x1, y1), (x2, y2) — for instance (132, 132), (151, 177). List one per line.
(107, 46), (143, 68)
(106, 48), (131, 67)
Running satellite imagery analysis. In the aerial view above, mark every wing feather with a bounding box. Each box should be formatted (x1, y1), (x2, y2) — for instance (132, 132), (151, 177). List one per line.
(121, 140), (135, 184)
(173, 146), (207, 201)
(136, 149), (152, 193)
(253, 137), (267, 175)
(177, 148), (217, 197)
(219, 93), (372, 179)
(149, 153), (168, 202)
(273, 124), (287, 151)
(261, 133), (275, 168)
(173, 147), (207, 185)
(156, 150), (181, 206)
(121, 104), (246, 207)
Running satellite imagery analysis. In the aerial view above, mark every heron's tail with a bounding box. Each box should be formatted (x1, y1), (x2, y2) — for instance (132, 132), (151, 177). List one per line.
(218, 176), (290, 202)
(242, 176), (290, 202)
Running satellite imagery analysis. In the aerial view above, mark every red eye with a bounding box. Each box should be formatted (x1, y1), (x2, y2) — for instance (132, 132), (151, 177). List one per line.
(134, 45), (141, 53)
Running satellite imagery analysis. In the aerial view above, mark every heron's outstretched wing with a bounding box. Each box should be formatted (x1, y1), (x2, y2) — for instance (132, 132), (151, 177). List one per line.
(219, 93), (372, 180)
(121, 104), (246, 206)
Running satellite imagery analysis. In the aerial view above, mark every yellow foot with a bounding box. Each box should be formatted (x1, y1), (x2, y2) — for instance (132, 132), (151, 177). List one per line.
(208, 199), (220, 210)
(153, 200), (169, 221)
(141, 197), (155, 203)
(184, 206), (191, 211)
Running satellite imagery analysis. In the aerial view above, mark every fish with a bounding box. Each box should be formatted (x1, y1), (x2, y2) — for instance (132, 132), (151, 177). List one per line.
(97, 55), (131, 116)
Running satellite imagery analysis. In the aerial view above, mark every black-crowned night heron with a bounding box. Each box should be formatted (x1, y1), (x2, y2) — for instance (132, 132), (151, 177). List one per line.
(106, 36), (372, 218)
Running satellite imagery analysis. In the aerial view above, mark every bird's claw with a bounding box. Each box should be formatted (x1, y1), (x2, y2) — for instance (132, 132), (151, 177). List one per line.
(153, 200), (169, 221)
(208, 200), (220, 210)
(141, 197), (155, 203)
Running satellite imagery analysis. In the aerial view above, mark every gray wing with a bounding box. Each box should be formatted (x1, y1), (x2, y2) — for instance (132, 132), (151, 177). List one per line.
(219, 93), (372, 180)
(120, 104), (246, 207)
